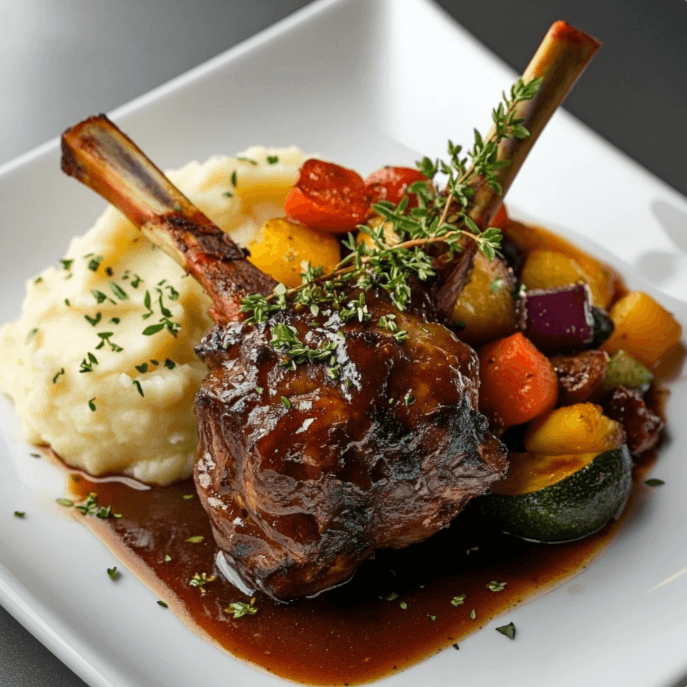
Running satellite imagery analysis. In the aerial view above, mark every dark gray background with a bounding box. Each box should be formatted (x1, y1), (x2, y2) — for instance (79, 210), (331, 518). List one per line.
(0, 1), (685, 685)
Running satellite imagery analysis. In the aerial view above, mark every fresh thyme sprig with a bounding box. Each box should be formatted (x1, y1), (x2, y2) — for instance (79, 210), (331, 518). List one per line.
(240, 76), (542, 369)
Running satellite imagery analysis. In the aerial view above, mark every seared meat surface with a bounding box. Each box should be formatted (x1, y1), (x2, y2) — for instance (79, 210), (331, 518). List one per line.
(195, 288), (507, 599)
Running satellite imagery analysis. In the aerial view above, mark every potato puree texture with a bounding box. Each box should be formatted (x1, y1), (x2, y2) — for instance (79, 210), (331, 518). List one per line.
(0, 146), (307, 485)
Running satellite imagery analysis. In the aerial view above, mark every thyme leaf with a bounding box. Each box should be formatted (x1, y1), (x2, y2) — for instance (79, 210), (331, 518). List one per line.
(495, 622), (516, 639)
(225, 599), (258, 619)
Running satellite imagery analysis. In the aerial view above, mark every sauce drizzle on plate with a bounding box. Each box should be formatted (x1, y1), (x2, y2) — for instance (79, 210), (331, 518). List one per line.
(65, 459), (652, 685)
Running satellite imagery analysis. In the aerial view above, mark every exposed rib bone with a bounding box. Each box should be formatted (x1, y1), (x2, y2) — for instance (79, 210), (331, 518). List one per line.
(436, 21), (601, 316)
(61, 116), (275, 324)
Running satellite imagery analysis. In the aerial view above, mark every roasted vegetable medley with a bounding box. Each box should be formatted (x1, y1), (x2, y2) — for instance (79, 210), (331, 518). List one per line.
(247, 159), (682, 543)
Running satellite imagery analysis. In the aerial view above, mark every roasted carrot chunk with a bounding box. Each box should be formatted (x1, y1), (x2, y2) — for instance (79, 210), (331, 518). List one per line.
(478, 332), (558, 429)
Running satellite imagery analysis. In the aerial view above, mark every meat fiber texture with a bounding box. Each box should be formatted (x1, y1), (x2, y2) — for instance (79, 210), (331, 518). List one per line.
(0, 147), (307, 485)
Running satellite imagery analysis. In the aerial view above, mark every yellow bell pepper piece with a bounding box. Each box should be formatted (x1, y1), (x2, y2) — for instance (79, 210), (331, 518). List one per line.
(248, 218), (340, 288)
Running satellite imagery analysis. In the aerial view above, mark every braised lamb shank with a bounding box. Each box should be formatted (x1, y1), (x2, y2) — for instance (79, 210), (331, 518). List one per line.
(60, 21), (600, 600)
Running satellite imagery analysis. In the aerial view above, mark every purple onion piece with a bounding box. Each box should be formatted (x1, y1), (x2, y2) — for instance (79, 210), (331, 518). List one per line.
(520, 284), (595, 351)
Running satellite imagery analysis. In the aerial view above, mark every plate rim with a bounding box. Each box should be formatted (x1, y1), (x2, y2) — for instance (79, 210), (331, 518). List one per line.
(1, 1), (686, 686)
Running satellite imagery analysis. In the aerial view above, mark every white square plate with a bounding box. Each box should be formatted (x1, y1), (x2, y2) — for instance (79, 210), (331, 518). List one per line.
(1, 1), (687, 685)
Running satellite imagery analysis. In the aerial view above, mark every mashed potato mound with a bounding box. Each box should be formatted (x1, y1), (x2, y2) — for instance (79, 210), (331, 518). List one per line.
(0, 146), (307, 485)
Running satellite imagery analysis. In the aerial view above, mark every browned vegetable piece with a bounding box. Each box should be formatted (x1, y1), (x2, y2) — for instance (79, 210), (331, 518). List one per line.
(550, 350), (609, 405)
(520, 284), (595, 351)
(248, 218), (340, 288)
(450, 253), (517, 345)
(601, 291), (683, 367)
(600, 386), (664, 457)
(520, 249), (607, 308)
(524, 402), (625, 456)
(502, 222), (620, 308)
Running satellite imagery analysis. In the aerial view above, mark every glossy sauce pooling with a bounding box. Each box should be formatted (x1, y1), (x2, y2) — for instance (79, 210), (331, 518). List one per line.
(67, 462), (652, 686)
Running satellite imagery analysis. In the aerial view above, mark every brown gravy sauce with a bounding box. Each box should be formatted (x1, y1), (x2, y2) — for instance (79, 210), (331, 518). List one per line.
(62, 456), (654, 685)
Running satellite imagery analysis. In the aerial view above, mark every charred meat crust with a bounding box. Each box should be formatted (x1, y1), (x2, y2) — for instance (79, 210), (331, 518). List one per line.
(194, 289), (507, 600)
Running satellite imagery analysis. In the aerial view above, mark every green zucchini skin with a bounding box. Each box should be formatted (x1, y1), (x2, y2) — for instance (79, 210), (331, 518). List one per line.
(478, 446), (633, 543)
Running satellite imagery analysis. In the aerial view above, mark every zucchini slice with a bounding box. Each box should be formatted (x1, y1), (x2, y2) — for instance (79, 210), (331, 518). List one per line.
(479, 446), (633, 543)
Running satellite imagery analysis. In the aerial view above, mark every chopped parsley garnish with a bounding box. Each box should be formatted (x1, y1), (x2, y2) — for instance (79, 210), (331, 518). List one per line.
(487, 580), (507, 592)
(56, 498), (74, 507)
(157, 600), (168, 608)
(182, 494), (194, 500)
(87, 255), (103, 271)
(470, 609), (477, 620)
(52, 368), (65, 384)
(236, 156), (258, 165)
(384, 592), (399, 601)
(107, 566), (120, 580)
(25, 328), (38, 343)
(33, 276), (44, 284)
(141, 287), (181, 337)
(450, 595), (466, 607)
(91, 289), (114, 305)
(135, 363), (148, 374)
(61, 259), (74, 270)
(225, 599), (258, 619)
(495, 622), (516, 639)
(88, 397), (97, 411)
(267, 155), (279, 165)
(110, 281), (129, 300)
(143, 290), (154, 318)
(186, 535), (205, 544)
(95, 332), (123, 352)
(189, 572), (215, 593)
(280, 396), (292, 409)
(489, 277), (505, 293)
(230, 170), (237, 187)
(133, 379), (144, 397)
(14, 511), (25, 518)
(163, 554), (172, 563)
(164, 359), (176, 369)
(645, 478), (665, 487)
(80, 352), (99, 373)
(75, 492), (121, 518)
(164, 285), (179, 301)
(142, 323), (165, 336)
(452, 643), (459, 650)
(84, 312), (102, 327)
(399, 601), (408, 610)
